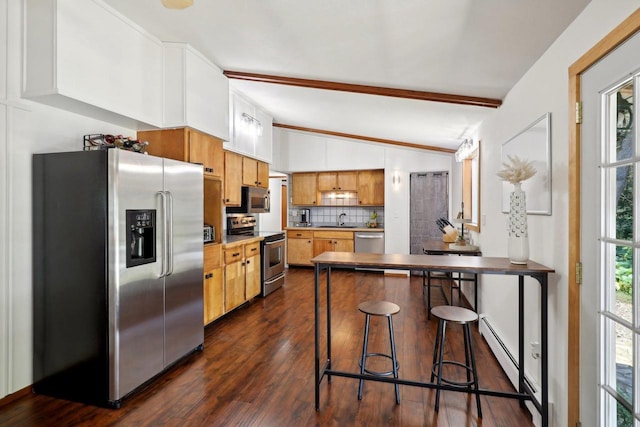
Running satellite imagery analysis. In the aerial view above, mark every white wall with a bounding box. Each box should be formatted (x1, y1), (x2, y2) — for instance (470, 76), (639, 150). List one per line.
(476, 1), (640, 425)
(0, 0), (136, 398)
(258, 176), (286, 232)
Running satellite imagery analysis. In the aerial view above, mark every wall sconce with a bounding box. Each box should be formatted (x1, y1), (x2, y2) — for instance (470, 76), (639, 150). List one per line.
(392, 172), (401, 186)
(455, 138), (478, 162)
(241, 113), (263, 136)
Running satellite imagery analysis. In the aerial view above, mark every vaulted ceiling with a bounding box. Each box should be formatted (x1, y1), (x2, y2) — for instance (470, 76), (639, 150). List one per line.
(104, 0), (591, 151)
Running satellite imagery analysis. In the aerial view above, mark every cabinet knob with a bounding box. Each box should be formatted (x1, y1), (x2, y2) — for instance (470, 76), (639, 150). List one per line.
(246, 260), (250, 264)
(233, 252), (240, 257)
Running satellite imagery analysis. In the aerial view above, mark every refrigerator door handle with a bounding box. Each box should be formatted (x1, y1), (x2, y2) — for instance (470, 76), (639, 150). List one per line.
(166, 191), (174, 276)
(157, 190), (168, 278)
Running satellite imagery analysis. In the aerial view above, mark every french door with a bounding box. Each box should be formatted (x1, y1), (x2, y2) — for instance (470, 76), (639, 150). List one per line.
(581, 31), (640, 426)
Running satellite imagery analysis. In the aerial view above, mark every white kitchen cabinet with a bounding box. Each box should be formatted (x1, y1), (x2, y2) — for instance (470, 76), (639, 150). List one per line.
(23, 0), (163, 128)
(226, 90), (273, 163)
(163, 43), (229, 141)
(275, 128), (327, 171)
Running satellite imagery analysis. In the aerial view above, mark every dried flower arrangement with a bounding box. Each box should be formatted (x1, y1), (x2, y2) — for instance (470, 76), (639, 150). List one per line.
(496, 155), (537, 185)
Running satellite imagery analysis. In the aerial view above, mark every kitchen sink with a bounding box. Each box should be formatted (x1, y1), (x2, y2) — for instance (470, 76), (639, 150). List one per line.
(317, 225), (357, 228)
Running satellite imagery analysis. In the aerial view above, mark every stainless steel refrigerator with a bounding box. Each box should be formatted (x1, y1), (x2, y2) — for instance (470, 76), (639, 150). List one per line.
(32, 148), (204, 408)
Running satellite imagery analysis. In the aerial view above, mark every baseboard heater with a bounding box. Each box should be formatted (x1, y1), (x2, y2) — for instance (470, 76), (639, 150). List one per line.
(479, 315), (550, 427)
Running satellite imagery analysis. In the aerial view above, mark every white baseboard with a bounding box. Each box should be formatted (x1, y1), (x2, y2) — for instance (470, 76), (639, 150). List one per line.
(478, 315), (552, 427)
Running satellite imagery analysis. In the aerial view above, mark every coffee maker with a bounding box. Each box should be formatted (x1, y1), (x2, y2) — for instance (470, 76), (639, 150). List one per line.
(299, 209), (311, 226)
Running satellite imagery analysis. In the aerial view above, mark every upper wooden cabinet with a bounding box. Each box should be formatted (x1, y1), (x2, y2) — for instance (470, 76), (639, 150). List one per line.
(357, 169), (385, 206)
(292, 172), (318, 206)
(138, 128), (224, 178)
(224, 151), (243, 206)
(317, 171), (357, 192)
(242, 157), (269, 188)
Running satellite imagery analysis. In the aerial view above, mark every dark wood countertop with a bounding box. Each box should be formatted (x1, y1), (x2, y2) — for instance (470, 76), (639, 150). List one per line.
(311, 251), (554, 275)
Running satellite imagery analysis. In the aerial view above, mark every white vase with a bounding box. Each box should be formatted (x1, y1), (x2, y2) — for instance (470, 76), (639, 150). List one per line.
(508, 183), (529, 264)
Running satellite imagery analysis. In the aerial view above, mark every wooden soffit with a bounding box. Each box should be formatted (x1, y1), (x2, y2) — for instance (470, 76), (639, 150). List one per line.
(223, 71), (503, 109)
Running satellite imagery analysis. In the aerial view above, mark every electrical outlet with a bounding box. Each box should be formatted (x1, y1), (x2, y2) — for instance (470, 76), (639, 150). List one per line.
(530, 341), (540, 359)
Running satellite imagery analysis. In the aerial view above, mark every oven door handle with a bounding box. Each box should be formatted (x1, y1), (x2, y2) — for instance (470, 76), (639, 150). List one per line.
(264, 272), (285, 285)
(265, 238), (286, 246)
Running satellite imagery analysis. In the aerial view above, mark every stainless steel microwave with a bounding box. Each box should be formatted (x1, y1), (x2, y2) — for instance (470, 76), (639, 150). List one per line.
(245, 187), (270, 213)
(227, 186), (270, 214)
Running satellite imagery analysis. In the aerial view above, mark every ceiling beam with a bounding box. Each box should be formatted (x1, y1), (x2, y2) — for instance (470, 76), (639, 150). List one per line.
(224, 71), (502, 109)
(273, 123), (456, 154)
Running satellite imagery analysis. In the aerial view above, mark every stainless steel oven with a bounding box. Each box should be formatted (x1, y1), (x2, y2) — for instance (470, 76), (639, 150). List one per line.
(226, 214), (285, 297)
(261, 233), (285, 296)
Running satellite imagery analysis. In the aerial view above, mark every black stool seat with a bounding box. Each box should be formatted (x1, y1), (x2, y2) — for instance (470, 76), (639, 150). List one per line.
(430, 305), (482, 418)
(357, 300), (400, 404)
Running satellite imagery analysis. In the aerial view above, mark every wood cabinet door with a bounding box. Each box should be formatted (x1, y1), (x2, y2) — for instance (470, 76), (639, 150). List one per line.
(337, 171), (357, 191)
(357, 169), (385, 206)
(242, 157), (258, 186)
(317, 172), (337, 191)
(245, 254), (261, 299)
(313, 238), (335, 258)
(209, 136), (224, 179)
(188, 129), (214, 175)
(224, 151), (243, 205)
(287, 238), (313, 266)
(334, 239), (354, 253)
(224, 260), (245, 311)
(203, 267), (223, 324)
(291, 172), (318, 206)
(257, 161), (269, 188)
(138, 128), (188, 161)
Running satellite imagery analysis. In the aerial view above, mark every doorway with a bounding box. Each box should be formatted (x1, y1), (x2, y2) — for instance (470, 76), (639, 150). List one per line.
(569, 9), (640, 427)
(580, 31), (640, 426)
(409, 172), (448, 274)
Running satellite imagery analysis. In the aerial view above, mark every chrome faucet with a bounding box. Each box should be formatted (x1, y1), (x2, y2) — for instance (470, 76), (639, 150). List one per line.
(338, 212), (346, 226)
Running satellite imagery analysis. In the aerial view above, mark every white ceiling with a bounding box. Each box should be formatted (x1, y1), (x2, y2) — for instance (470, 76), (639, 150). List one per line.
(103, 0), (591, 151)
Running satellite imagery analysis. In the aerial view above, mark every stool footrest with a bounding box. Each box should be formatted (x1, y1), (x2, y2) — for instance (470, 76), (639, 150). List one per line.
(359, 353), (400, 377)
(431, 360), (475, 388)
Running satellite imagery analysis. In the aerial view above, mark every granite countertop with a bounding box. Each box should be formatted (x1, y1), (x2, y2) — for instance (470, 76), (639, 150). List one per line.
(285, 225), (384, 232)
(220, 235), (264, 247)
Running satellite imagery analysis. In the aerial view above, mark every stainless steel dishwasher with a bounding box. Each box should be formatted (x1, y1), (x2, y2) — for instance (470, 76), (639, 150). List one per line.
(355, 232), (385, 271)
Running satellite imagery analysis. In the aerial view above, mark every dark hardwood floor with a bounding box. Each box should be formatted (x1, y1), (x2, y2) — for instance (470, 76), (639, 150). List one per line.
(0, 268), (533, 426)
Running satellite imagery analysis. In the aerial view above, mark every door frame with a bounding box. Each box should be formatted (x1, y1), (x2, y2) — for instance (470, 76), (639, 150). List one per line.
(568, 8), (640, 427)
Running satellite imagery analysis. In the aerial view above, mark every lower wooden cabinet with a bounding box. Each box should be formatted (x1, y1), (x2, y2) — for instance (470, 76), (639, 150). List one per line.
(223, 240), (261, 313)
(287, 230), (354, 266)
(203, 244), (223, 325)
(312, 231), (354, 257)
(287, 230), (314, 266)
(204, 239), (263, 325)
(224, 254), (245, 312)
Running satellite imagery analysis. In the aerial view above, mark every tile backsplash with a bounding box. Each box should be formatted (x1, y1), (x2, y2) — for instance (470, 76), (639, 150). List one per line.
(290, 205), (384, 227)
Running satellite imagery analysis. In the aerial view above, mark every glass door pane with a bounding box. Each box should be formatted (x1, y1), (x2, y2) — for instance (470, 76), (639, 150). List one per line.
(600, 75), (637, 426)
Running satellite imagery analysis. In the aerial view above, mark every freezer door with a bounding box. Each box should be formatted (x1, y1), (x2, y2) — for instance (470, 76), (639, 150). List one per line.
(163, 157), (204, 366)
(109, 150), (166, 400)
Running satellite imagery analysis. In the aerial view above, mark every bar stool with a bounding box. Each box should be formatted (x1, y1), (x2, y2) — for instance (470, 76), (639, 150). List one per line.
(430, 305), (482, 418)
(357, 300), (400, 404)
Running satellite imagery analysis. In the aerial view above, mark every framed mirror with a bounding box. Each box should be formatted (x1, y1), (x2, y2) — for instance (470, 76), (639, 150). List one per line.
(500, 113), (552, 215)
(462, 141), (480, 232)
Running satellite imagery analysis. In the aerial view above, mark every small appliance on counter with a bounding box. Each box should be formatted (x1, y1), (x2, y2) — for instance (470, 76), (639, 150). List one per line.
(295, 208), (312, 227)
(204, 225), (215, 243)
